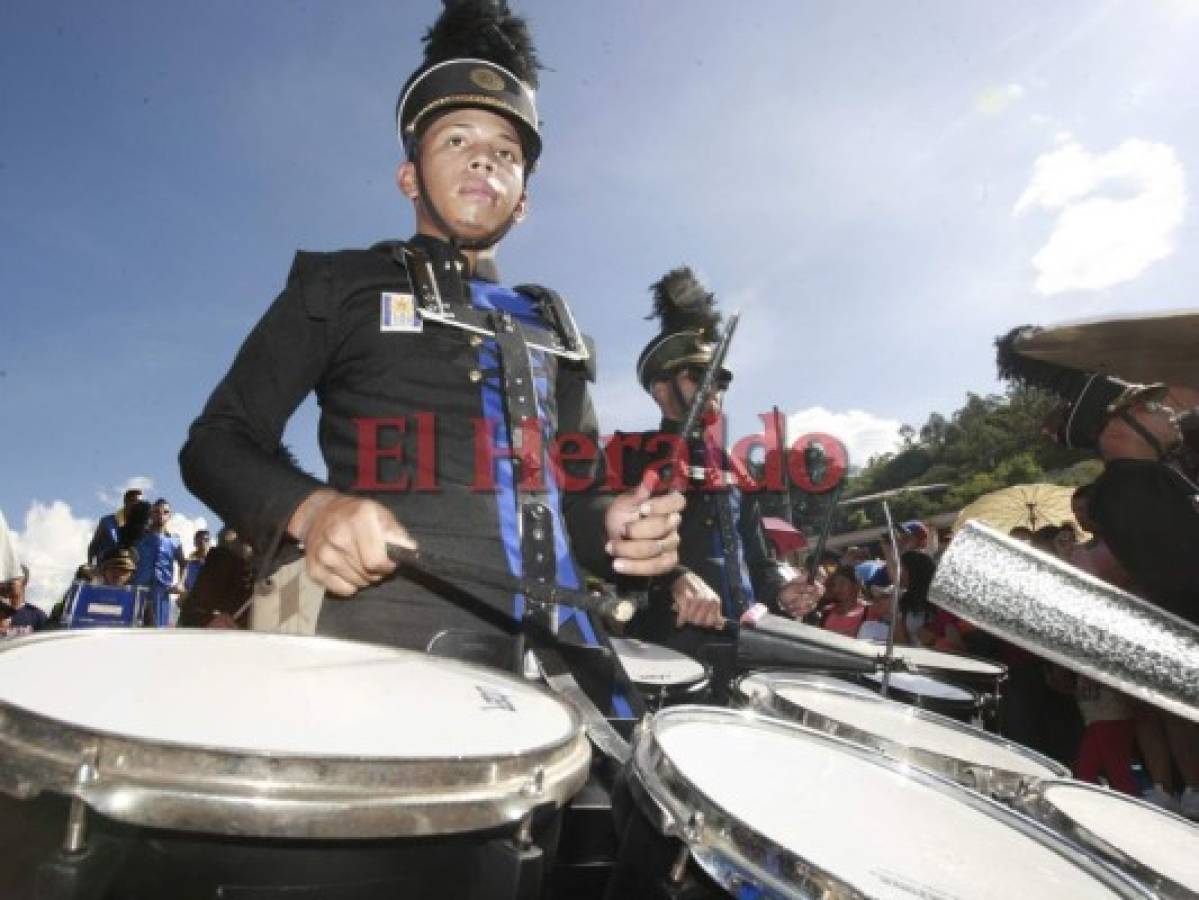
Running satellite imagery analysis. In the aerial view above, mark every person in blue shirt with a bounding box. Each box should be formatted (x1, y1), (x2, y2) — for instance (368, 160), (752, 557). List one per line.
(86, 487), (143, 567)
(132, 499), (186, 627)
(182, 529), (212, 593)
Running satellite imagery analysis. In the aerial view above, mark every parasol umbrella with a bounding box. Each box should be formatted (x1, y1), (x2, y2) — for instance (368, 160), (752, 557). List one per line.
(762, 517), (808, 555)
(952, 483), (1085, 536)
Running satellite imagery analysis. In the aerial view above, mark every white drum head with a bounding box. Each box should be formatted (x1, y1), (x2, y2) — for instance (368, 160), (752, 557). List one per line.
(772, 682), (1058, 779)
(643, 710), (1134, 899)
(610, 638), (705, 686)
(0, 630), (573, 758)
(1039, 782), (1199, 892)
(737, 671), (874, 705)
(863, 671), (975, 702)
(893, 644), (1005, 676)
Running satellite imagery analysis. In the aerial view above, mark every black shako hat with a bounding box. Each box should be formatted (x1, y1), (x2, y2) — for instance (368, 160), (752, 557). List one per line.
(396, 0), (542, 168)
(636, 267), (733, 392)
(995, 326), (1167, 451)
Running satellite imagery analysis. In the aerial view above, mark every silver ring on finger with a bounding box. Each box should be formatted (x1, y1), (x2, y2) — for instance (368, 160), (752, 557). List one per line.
(658, 539), (668, 556)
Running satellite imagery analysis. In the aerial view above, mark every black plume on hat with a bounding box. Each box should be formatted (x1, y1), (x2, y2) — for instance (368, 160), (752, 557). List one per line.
(995, 326), (1165, 450)
(423, 0), (541, 89)
(636, 267), (730, 392)
(995, 326), (1091, 398)
(398, 1), (544, 165)
(648, 267), (722, 341)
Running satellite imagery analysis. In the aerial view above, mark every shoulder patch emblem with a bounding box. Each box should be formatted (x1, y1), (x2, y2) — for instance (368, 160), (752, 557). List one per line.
(380, 292), (422, 333)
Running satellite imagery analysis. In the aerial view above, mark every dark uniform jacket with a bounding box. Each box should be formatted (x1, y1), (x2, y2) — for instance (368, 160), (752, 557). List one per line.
(611, 419), (785, 648)
(180, 235), (612, 650)
(1089, 458), (1199, 625)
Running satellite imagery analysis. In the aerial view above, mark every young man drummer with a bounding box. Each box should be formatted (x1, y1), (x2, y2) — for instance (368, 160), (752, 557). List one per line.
(180, 1), (683, 653)
(611, 268), (814, 656)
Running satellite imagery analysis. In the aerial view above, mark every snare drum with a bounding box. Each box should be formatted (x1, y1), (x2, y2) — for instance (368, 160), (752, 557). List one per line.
(860, 669), (981, 722)
(731, 670), (1067, 799)
(611, 706), (1148, 898)
(0, 630), (590, 899)
(734, 669), (875, 706)
(609, 638), (709, 711)
(890, 643), (1007, 692)
(1016, 779), (1199, 898)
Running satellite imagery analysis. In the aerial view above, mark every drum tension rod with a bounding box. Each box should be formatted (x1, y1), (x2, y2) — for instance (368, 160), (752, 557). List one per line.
(63, 746), (99, 854)
(667, 844), (690, 886)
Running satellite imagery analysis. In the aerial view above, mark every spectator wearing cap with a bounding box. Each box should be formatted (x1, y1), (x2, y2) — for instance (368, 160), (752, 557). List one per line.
(97, 548), (137, 587)
(1, 566), (45, 636)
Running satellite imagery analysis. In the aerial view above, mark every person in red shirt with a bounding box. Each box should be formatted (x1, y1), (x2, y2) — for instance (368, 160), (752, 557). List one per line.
(820, 566), (868, 637)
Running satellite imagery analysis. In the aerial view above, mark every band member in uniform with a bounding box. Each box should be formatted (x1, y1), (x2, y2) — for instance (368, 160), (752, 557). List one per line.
(180, 0), (683, 653)
(611, 267), (812, 657)
(996, 329), (1197, 626)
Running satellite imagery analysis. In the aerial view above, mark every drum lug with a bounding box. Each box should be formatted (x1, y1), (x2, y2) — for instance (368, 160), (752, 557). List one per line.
(63, 747), (99, 854)
(514, 811), (535, 852)
(667, 843), (691, 885)
(521, 766), (546, 799)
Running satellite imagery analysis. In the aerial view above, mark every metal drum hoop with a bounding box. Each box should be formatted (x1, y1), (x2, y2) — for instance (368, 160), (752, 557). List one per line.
(746, 672), (1067, 800)
(858, 670), (981, 720)
(0, 630), (591, 840)
(628, 705), (1149, 899)
(732, 670), (875, 708)
(895, 648), (1008, 695)
(1016, 778), (1199, 899)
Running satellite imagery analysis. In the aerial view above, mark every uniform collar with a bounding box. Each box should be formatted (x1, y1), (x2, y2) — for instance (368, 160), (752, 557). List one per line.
(405, 233), (500, 283)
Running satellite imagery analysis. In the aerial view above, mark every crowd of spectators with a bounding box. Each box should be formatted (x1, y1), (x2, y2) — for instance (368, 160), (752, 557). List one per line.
(768, 384), (1199, 820)
(0, 488), (253, 637)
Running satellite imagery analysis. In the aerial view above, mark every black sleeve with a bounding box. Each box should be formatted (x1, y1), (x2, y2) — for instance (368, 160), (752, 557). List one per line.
(555, 358), (614, 579)
(179, 253), (335, 555)
(1090, 464), (1199, 623)
(86, 522), (106, 566)
(740, 492), (786, 613)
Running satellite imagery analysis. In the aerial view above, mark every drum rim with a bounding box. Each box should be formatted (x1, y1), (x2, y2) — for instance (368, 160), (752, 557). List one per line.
(737, 671), (1068, 798)
(890, 645), (1009, 679)
(629, 705), (1150, 899)
(0, 630), (591, 839)
(859, 670), (979, 709)
(1016, 778), (1199, 897)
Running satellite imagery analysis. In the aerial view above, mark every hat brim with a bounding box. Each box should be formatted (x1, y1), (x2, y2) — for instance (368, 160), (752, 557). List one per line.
(1107, 382), (1168, 417)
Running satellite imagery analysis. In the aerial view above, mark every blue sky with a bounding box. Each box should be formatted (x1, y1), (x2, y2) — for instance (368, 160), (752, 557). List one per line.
(2, 1), (1197, 604)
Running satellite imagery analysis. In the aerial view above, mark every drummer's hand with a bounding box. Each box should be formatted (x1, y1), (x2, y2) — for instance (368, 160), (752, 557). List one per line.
(670, 573), (723, 629)
(778, 579), (821, 619)
(604, 471), (684, 577)
(288, 490), (416, 597)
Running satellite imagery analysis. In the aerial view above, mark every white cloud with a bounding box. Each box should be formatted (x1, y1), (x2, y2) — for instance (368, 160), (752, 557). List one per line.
(8, 500), (208, 613)
(168, 511), (209, 558)
(784, 407), (903, 470)
(10, 501), (92, 612)
(975, 82), (1026, 116)
(1014, 135), (1186, 294)
(97, 475), (155, 509)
